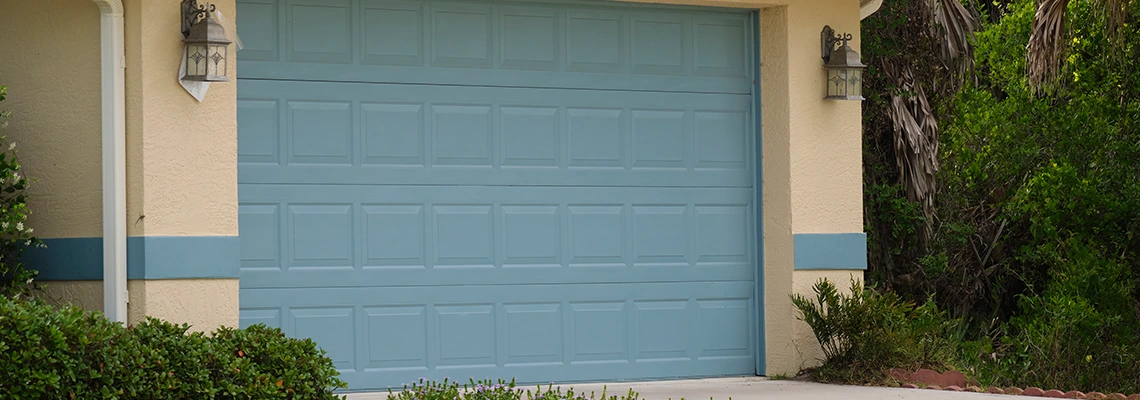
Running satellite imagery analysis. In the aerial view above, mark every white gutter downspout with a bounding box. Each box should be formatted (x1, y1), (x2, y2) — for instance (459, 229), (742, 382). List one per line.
(860, 0), (884, 20)
(93, 0), (127, 323)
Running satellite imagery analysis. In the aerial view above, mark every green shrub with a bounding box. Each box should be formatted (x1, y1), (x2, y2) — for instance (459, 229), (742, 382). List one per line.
(0, 84), (43, 299)
(791, 278), (964, 383)
(387, 378), (643, 400)
(0, 297), (347, 399)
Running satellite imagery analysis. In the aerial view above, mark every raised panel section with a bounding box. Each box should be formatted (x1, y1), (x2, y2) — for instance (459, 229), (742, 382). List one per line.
(697, 299), (751, 357)
(433, 105), (493, 166)
(566, 11), (626, 73)
(695, 111), (746, 169)
(695, 206), (748, 263)
(291, 307), (355, 370)
(568, 205), (625, 267)
(501, 205), (560, 266)
(633, 206), (687, 264)
(693, 17), (745, 77)
(240, 204), (281, 269)
(289, 205), (354, 268)
(287, 0), (352, 63)
(631, 110), (686, 168)
(365, 305), (429, 369)
(567, 108), (623, 168)
(635, 300), (690, 360)
(236, 0), (279, 61)
(363, 102), (425, 165)
(363, 205), (425, 268)
(433, 205), (494, 266)
(504, 303), (563, 364)
(436, 304), (496, 366)
(432, 3), (493, 68)
(238, 99), (279, 164)
(631, 14), (687, 75)
(239, 308), (281, 329)
(500, 7), (559, 71)
(361, 0), (424, 66)
(288, 101), (352, 165)
(500, 106), (558, 167)
(571, 301), (627, 362)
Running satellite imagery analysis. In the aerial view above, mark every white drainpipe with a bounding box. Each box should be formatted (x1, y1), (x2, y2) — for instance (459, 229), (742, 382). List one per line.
(92, 0), (127, 323)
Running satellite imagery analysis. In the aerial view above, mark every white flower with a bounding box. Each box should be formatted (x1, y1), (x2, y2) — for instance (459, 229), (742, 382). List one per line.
(25, 278), (32, 284)
(12, 172), (20, 181)
(8, 142), (14, 150)
(26, 228), (32, 234)
(24, 240), (30, 246)
(16, 222), (23, 231)
(1, 222), (8, 229)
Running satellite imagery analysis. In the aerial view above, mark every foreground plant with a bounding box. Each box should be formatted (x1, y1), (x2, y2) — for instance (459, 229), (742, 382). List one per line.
(0, 85), (43, 299)
(388, 378), (643, 400)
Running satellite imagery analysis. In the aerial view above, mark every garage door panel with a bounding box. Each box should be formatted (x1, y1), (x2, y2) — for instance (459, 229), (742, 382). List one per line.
(238, 80), (751, 186)
(240, 281), (753, 384)
(238, 0), (751, 93)
(239, 185), (753, 288)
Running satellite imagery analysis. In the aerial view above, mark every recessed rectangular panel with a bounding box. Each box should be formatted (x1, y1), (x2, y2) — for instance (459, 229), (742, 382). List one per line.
(569, 205), (625, 266)
(566, 11), (625, 73)
(635, 300), (691, 360)
(289, 205), (353, 267)
(501, 106), (558, 167)
(633, 206), (687, 264)
(432, 105), (492, 166)
(433, 205), (493, 266)
(365, 305), (428, 369)
(240, 204), (280, 269)
(502, 205), (560, 266)
(631, 14), (686, 75)
(236, 0), (278, 61)
(632, 110), (686, 168)
(432, 3), (493, 68)
(571, 301), (627, 362)
(500, 7), (559, 71)
(363, 102), (425, 165)
(287, 0), (352, 63)
(693, 17), (745, 77)
(567, 108), (623, 168)
(696, 206), (748, 263)
(238, 99), (279, 164)
(695, 111), (746, 169)
(697, 299), (751, 357)
(364, 205), (425, 268)
(289, 101), (352, 165)
(240, 307), (281, 329)
(291, 307), (355, 370)
(361, 0), (424, 66)
(504, 303), (563, 364)
(436, 304), (496, 366)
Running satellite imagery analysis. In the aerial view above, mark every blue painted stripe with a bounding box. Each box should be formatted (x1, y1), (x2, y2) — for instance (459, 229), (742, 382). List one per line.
(793, 233), (868, 270)
(27, 236), (240, 280)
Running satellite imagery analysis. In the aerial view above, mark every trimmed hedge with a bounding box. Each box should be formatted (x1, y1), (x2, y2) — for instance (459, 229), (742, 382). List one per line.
(0, 297), (346, 399)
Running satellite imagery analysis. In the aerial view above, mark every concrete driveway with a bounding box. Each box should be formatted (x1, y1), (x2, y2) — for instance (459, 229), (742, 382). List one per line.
(345, 377), (1012, 400)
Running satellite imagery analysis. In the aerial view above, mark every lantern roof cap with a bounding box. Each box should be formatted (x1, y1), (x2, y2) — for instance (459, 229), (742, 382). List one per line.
(183, 11), (231, 45)
(825, 43), (866, 69)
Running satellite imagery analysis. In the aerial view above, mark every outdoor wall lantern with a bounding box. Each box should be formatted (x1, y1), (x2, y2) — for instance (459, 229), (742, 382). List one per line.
(181, 0), (232, 82)
(821, 26), (866, 101)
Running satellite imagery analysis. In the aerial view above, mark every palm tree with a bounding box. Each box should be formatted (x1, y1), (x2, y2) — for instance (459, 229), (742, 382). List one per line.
(1027, 0), (1131, 92)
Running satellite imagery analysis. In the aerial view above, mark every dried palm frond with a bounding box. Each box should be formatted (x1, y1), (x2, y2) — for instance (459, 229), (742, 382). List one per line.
(1027, 0), (1131, 93)
(888, 68), (941, 243)
(925, 0), (980, 74)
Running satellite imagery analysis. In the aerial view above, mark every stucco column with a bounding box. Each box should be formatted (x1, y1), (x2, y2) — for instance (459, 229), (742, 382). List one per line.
(761, 0), (866, 375)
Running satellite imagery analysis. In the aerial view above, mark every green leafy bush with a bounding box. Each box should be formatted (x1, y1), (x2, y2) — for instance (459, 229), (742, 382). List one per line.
(387, 378), (644, 400)
(0, 85), (43, 299)
(0, 296), (347, 399)
(791, 278), (965, 383)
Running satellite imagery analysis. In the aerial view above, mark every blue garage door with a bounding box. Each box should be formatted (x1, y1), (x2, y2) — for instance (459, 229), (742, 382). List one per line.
(236, 0), (757, 390)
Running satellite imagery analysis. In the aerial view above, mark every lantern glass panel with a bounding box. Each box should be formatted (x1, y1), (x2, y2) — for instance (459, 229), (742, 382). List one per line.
(186, 44), (209, 78)
(848, 69), (862, 98)
(827, 68), (848, 98)
(207, 44), (227, 79)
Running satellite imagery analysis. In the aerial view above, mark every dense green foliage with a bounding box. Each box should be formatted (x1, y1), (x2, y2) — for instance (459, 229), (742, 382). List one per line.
(0, 85), (43, 299)
(858, 0), (1140, 393)
(388, 378), (645, 400)
(791, 279), (963, 384)
(0, 297), (346, 399)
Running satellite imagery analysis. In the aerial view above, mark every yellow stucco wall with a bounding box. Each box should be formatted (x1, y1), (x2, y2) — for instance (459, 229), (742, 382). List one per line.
(0, 0), (103, 239)
(42, 279), (239, 332)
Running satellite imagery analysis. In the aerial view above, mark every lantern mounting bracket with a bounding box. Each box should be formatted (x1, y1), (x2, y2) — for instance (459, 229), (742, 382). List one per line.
(181, 0), (217, 38)
(821, 25), (853, 63)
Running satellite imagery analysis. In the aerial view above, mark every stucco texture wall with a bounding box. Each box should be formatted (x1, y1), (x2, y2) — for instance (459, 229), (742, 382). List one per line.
(0, 0), (103, 239)
(42, 279), (239, 331)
